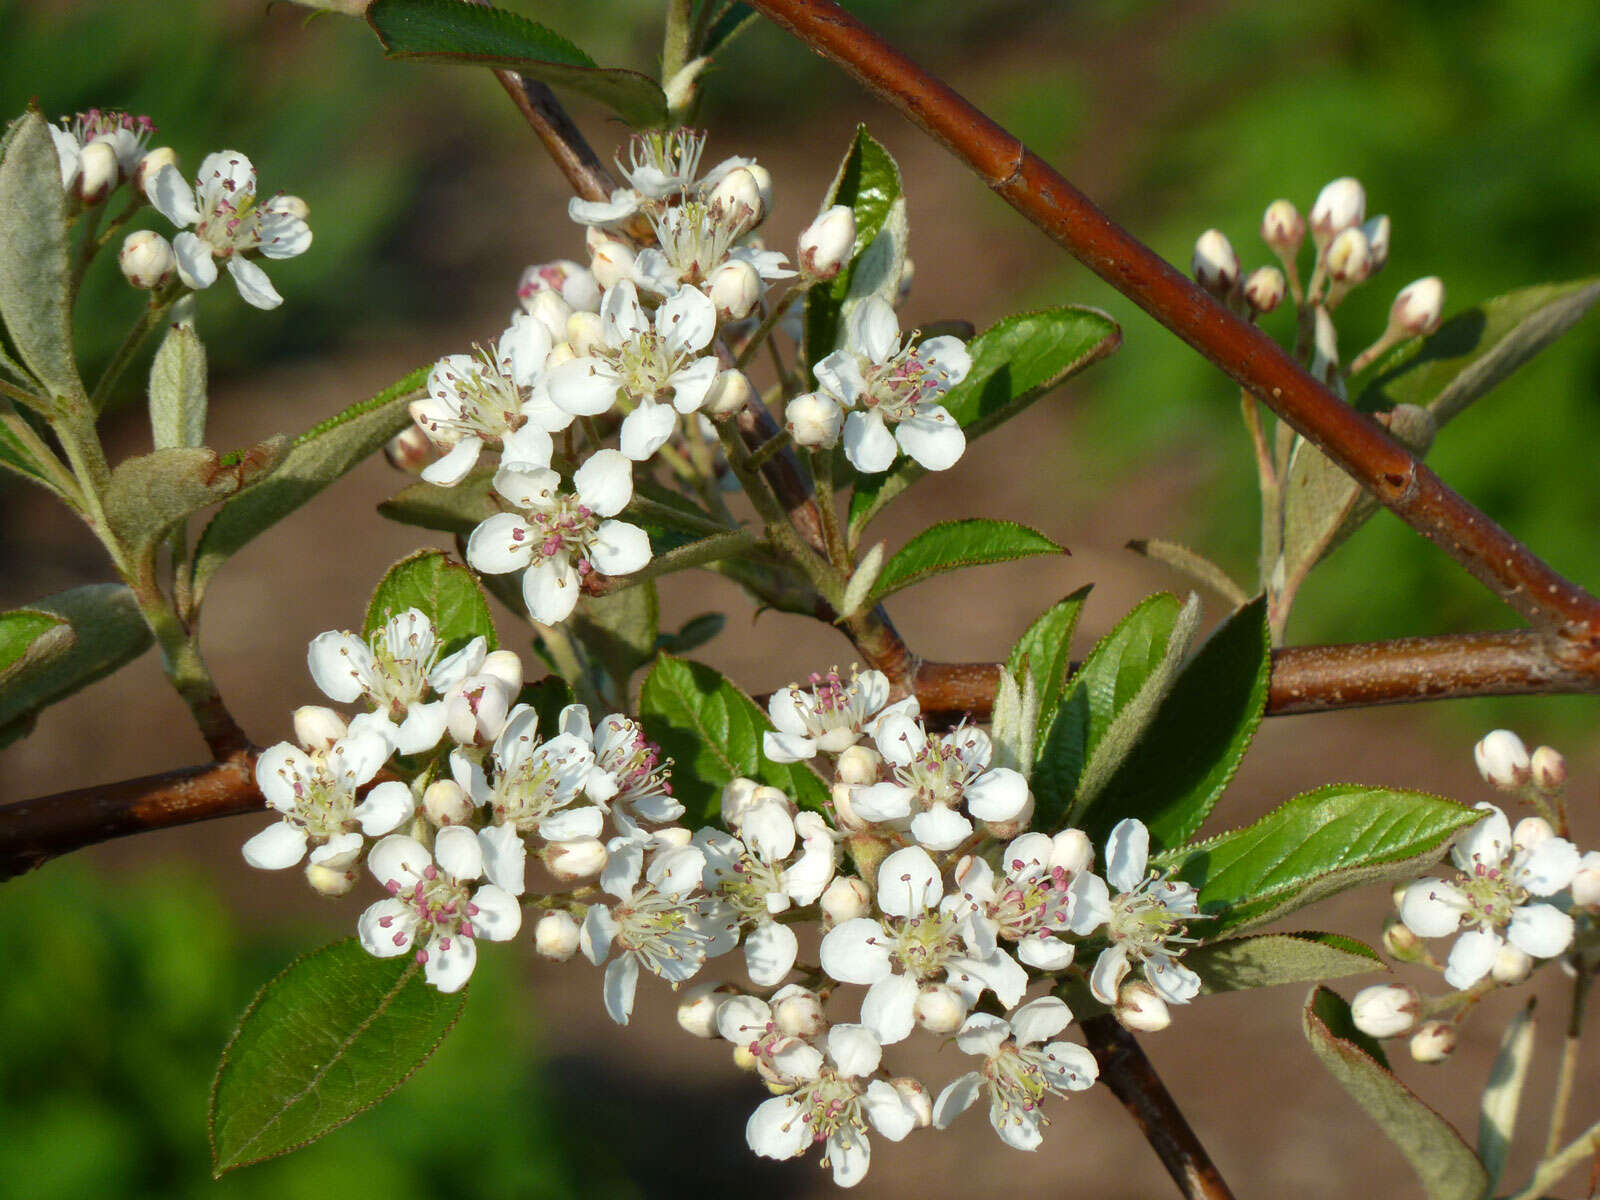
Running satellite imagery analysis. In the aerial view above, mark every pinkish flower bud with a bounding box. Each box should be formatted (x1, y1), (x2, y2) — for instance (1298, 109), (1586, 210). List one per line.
(786, 392), (843, 447)
(1531, 746), (1567, 792)
(534, 910), (581, 960)
(1409, 1020), (1456, 1063)
(519, 258), (600, 312)
(76, 139), (118, 204)
(702, 367), (754, 418)
(1261, 199), (1305, 257)
(1475, 729), (1531, 790)
(1513, 816), (1555, 850)
(544, 838), (608, 882)
(133, 146), (178, 197)
(384, 424), (436, 473)
(798, 204), (856, 280)
(118, 229), (174, 290)
(1383, 921), (1425, 963)
(835, 744), (882, 787)
(1192, 229), (1240, 296)
(1310, 177), (1366, 248)
(1243, 265), (1286, 314)
(1325, 226), (1372, 285)
(710, 166), (765, 233)
(1115, 979), (1171, 1032)
(707, 258), (762, 321)
(293, 705), (348, 752)
(1362, 215), (1390, 274)
(1389, 277), (1445, 337)
(820, 875), (871, 928)
(1351, 983), (1419, 1038)
(423, 779), (475, 827)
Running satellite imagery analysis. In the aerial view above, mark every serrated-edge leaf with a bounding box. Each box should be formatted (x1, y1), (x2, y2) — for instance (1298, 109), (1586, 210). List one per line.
(1158, 784), (1480, 935)
(1006, 585), (1091, 737)
(1478, 1001), (1536, 1193)
(193, 366), (426, 600)
(209, 939), (466, 1174)
(364, 549), (497, 653)
(1188, 931), (1383, 994)
(368, 0), (668, 128)
(804, 127), (901, 369)
(867, 519), (1063, 604)
(0, 583), (152, 728)
(1304, 986), (1489, 1200)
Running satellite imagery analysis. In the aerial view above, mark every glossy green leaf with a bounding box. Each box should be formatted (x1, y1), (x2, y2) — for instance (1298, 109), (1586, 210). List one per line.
(365, 550), (496, 654)
(105, 442), (288, 558)
(1032, 592), (1183, 830)
(378, 468), (499, 537)
(193, 366), (427, 601)
(0, 584), (152, 732)
(1006, 585), (1091, 737)
(209, 939), (466, 1175)
(1355, 277), (1600, 428)
(639, 655), (829, 827)
(1478, 1002), (1536, 1194)
(655, 612), (725, 655)
(1077, 594), (1270, 850)
(1158, 785), (1480, 935)
(1304, 986), (1488, 1200)
(0, 608), (71, 684)
(804, 128), (902, 369)
(148, 318), (208, 451)
(571, 582), (659, 694)
(849, 307), (1120, 541)
(867, 519), (1063, 604)
(1187, 931), (1382, 994)
(0, 109), (81, 404)
(368, 0), (668, 128)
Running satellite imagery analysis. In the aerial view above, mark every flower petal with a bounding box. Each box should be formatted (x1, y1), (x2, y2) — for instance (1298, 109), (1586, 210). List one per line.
(242, 822), (308, 869)
(619, 398), (677, 461)
(860, 972), (918, 1045)
(1508, 903), (1576, 959)
(819, 917), (893, 984)
(478, 824), (527, 894)
(467, 883), (522, 941)
(875, 846), (943, 917)
(226, 257), (283, 310)
(745, 920), (799, 987)
(573, 448), (635, 516)
(352, 780), (415, 836)
(1443, 928), (1500, 989)
(424, 931), (477, 993)
(842, 410), (897, 474)
(895, 407), (966, 471)
(590, 520), (651, 577)
(1105, 818), (1150, 893)
(1009, 996), (1073, 1047)
(603, 954), (640, 1024)
(358, 898), (417, 957)
(932, 1072), (983, 1129)
(466, 512), (536, 575)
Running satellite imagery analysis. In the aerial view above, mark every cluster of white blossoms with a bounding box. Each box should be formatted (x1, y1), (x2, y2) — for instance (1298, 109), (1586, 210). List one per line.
(1351, 729), (1600, 1063)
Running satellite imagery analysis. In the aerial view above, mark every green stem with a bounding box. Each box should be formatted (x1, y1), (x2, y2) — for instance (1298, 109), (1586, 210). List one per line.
(662, 0), (696, 110)
(68, 201), (107, 298)
(746, 428), (793, 472)
(0, 376), (49, 412)
(1543, 968), (1591, 1159)
(593, 529), (760, 593)
(735, 287), (807, 373)
(625, 492), (735, 537)
(90, 285), (180, 413)
(807, 447), (849, 568)
(1511, 1114), (1600, 1200)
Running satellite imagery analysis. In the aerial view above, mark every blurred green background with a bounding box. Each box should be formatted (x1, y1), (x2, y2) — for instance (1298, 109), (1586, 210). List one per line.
(3, 0), (1599, 1196)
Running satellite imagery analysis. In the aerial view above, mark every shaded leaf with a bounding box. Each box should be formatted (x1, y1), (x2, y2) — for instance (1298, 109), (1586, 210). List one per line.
(1158, 785), (1480, 935)
(867, 519), (1063, 604)
(368, 0), (668, 128)
(1188, 931), (1382, 994)
(1127, 538), (1248, 608)
(571, 582), (659, 694)
(378, 468), (499, 537)
(365, 550), (496, 654)
(517, 674), (577, 736)
(655, 612), (724, 655)
(209, 939), (466, 1175)
(702, 2), (757, 55)
(105, 442), (288, 557)
(0, 608), (72, 685)
(1304, 986), (1488, 1200)
(804, 128), (901, 369)
(1478, 1002), (1536, 1194)
(0, 417), (53, 485)
(1006, 585), (1091, 737)
(0, 584), (152, 731)
(148, 318), (208, 451)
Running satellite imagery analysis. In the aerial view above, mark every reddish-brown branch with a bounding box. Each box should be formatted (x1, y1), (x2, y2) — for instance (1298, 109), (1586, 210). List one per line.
(744, 0), (1600, 665)
(490, 72), (616, 204)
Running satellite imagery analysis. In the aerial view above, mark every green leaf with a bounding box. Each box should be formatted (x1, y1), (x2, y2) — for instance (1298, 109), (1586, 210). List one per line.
(702, 2), (757, 55)
(804, 128), (902, 369)
(570, 582), (659, 695)
(0, 584), (152, 732)
(1077, 594), (1271, 850)
(0, 416), (52, 485)
(517, 674), (576, 735)
(1158, 785), (1480, 936)
(867, 519), (1063, 604)
(1187, 931), (1382, 994)
(1006, 585), (1091, 737)
(0, 608), (71, 684)
(1478, 1002), (1536, 1194)
(1355, 277), (1600, 429)
(192, 366), (427, 601)
(655, 612), (724, 655)
(639, 655), (829, 827)
(1032, 592), (1183, 831)
(104, 442), (288, 558)
(209, 939), (466, 1175)
(1304, 986), (1489, 1200)
(0, 109), (82, 404)
(365, 550), (496, 654)
(840, 196), (907, 322)
(1126, 538), (1249, 608)
(148, 317), (207, 451)
(367, 0), (668, 128)
(849, 307), (1120, 541)
(377, 468), (499, 537)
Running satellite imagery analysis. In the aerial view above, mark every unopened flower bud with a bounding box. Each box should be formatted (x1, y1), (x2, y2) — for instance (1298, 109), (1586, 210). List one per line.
(835, 744), (882, 787)
(652, 826), (694, 850)
(771, 985), (827, 1039)
(786, 392), (843, 447)
(981, 794), (1034, 841)
(820, 875), (871, 928)
(534, 910), (580, 960)
(1115, 979), (1171, 1032)
(743, 163), (774, 214)
(1310, 177), (1366, 248)
(1192, 229), (1240, 296)
(293, 704), (348, 752)
(731, 1042), (760, 1073)
(423, 779), (474, 827)
(1474, 729), (1531, 790)
(567, 310), (604, 356)
(914, 984), (967, 1034)
(590, 238), (636, 291)
(677, 982), (738, 1038)
(1052, 828), (1095, 877)
(76, 139), (118, 204)
(305, 860), (359, 897)
(118, 229), (174, 289)
(721, 780), (786, 829)
(1351, 983), (1420, 1037)
(546, 341), (576, 370)
(1513, 816), (1555, 850)
(702, 368), (754, 418)
(446, 675), (511, 746)
(1571, 855), (1600, 908)
(1388, 277), (1444, 337)
(707, 258), (762, 321)
(480, 649), (523, 696)
(1409, 1020), (1456, 1064)
(1491, 944), (1534, 985)
(544, 837), (608, 881)
(710, 166), (765, 232)
(520, 290), (574, 344)
(519, 258), (600, 312)
(1325, 226), (1372, 285)
(384, 423), (436, 473)
(1244, 265), (1286, 314)
(1261, 199), (1305, 257)
(1361, 215), (1390, 274)
(133, 146), (178, 196)
(829, 782), (870, 832)
(798, 204), (856, 280)
(1531, 746), (1567, 792)
(1383, 921), (1425, 963)
(891, 1077), (933, 1129)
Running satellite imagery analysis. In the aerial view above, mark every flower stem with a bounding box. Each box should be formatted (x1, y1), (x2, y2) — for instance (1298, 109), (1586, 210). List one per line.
(89, 284), (181, 413)
(735, 287), (806, 373)
(807, 446), (850, 569)
(1542, 967), (1591, 1159)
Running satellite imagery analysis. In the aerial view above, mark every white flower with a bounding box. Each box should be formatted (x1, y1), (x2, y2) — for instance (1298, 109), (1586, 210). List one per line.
(696, 799), (837, 985)
(744, 1023), (918, 1188)
(580, 841), (728, 1024)
(518, 258), (600, 314)
(632, 199), (793, 299)
(547, 282), (719, 459)
(1072, 819), (1203, 1006)
(465, 450), (650, 625)
(568, 709), (684, 836)
(357, 827), (523, 992)
(306, 608), (486, 755)
(814, 297), (971, 473)
(852, 716), (1029, 851)
(932, 998), (1099, 1150)
(1399, 804), (1579, 988)
(786, 392), (844, 447)
(145, 150), (311, 309)
(820, 846), (1027, 1045)
(242, 727), (409, 871)
(568, 129), (752, 227)
(410, 316), (572, 486)
(763, 667), (913, 763)
(952, 829), (1095, 970)
(452, 705), (599, 859)
(52, 108), (156, 190)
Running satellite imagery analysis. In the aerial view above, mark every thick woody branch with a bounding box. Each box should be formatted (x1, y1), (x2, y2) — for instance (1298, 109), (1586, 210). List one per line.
(744, 0), (1600, 667)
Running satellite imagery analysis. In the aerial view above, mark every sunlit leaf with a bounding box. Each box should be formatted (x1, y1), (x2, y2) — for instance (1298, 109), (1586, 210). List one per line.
(365, 549), (497, 653)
